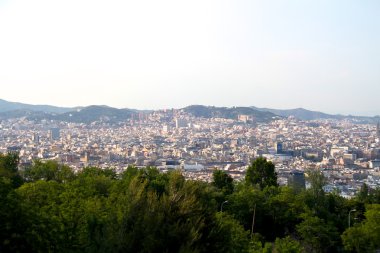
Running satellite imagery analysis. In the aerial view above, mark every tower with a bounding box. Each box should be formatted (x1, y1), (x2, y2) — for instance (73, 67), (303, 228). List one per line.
(377, 122), (380, 137)
(288, 170), (306, 191)
(274, 141), (283, 154)
(49, 128), (60, 141)
(32, 133), (39, 144)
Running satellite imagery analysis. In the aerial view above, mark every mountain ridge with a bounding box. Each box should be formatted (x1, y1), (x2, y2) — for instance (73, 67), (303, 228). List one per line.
(0, 98), (379, 123)
(0, 99), (74, 114)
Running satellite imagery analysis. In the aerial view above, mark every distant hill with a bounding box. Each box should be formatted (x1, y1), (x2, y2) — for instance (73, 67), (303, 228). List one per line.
(251, 107), (343, 120)
(182, 105), (279, 122)
(0, 98), (379, 124)
(54, 105), (137, 124)
(0, 109), (54, 121)
(252, 106), (380, 123)
(0, 99), (73, 114)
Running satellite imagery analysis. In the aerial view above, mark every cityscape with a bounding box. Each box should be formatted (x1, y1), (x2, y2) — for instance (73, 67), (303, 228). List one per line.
(1, 0), (379, 252)
(2, 101), (380, 198)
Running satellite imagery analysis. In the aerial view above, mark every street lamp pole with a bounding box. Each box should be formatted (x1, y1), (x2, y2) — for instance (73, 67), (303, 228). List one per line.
(250, 203), (256, 239)
(220, 200), (228, 212)
(348, 209), (356, 228)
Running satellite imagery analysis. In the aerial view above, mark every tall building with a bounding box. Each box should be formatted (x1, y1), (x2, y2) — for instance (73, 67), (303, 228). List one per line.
(49, 128), (60, 141)
(274, 142), (283, 154)
(377, 122), (380, 137)
(32, 133), (39, 144)
(175, 118), (188, 128)
(288, 170), (306, 190)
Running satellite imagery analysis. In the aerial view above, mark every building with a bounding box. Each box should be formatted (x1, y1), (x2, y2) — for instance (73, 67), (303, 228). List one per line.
(32, 133), (39, 144)
(175, 118), (188, 128)
(274, 142), (283, 154)
(238, 114), (250, 123)
(7, 146), (21, 154)
(49, 128), (60, 141)
(369, 159), (380, 169)
(288, 170), (306, 190)
(377, 122), (380, 137)
(162, 125), (169, 133)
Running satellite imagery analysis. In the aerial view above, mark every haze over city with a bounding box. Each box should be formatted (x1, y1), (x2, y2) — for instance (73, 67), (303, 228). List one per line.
(0, 0), (379, 115)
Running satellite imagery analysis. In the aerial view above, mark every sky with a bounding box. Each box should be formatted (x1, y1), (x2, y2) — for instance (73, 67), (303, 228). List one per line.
(0, 0), (379, 115)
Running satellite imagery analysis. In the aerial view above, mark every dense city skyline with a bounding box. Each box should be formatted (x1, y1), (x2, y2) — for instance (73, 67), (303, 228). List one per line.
(1, 0), (379, 115)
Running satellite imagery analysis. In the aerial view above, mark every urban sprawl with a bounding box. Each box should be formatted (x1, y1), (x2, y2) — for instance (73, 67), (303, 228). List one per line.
(1, 110), (380, 198)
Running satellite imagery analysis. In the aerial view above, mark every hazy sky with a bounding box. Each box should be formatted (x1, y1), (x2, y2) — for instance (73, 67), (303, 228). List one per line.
(0, 0), (379, 115)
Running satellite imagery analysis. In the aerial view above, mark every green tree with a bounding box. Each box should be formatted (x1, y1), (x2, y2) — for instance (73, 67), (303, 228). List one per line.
(212, 169), (234, 196)
(265, 186), (305, 238)
(16, 180), (66, 251)
(342, 204), (380, 253)
(209, 212), (250, 253)
(296, 213), (339, 253)
(302, 170), (327, 217)
(0, 177), (31, 252)
(306, 169), (326, 199)
(357, 183), (369, 203)
(0, 152), (23, 187)
(245, 157), (277, 189)
(23, 160), (75, 183)
(273, 236), (304, 253)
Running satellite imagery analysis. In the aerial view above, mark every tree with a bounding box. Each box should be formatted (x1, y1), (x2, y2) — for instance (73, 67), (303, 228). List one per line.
(357, 183), (369, 203)
(306, 169), (326, 200)
(16, 180), (66, 251)
(0, 177), (30, 252)
(245, 157), (277, 189)
(0, 153), (23, 187)
(296, 213), (339, 253)
(209, 212), (250, 253)
(23, 160), (74, 183)
(212, 169), (234, 196)
(273, 236), (304, 253)
(342, 204), (380, 252)
(302, 169), (328, 218)
(265, 186), (305, 238)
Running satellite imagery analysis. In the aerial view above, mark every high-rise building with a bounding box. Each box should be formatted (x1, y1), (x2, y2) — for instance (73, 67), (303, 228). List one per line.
(175, 118), (188, 128)
(49, 128), (60, 141)
(274, 142), (283, 154)
(32, 133), (39, 144)
(288, 170), (306, 190)
(377, 122), (380, 137)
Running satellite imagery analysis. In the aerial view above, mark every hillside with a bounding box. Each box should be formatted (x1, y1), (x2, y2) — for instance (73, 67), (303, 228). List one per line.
(183, 105), (280, 122)
(54, 105), (137, 123)
(252, 106), (380, 123)
(0, 98), (379, 124)
(0, 99), (73, 114)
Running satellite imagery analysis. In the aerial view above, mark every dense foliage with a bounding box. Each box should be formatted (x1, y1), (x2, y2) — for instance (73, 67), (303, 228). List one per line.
(1, 153), (379, 252)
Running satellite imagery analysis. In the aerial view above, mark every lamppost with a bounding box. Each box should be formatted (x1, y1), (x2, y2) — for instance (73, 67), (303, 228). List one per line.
(220, 200), (228, 212)
(251, 203), (257, 239)
(348, 209), (356, 228)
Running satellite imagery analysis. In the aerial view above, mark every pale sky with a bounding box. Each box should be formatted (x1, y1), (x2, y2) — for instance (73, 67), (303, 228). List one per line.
(0, 0), (379, 115)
